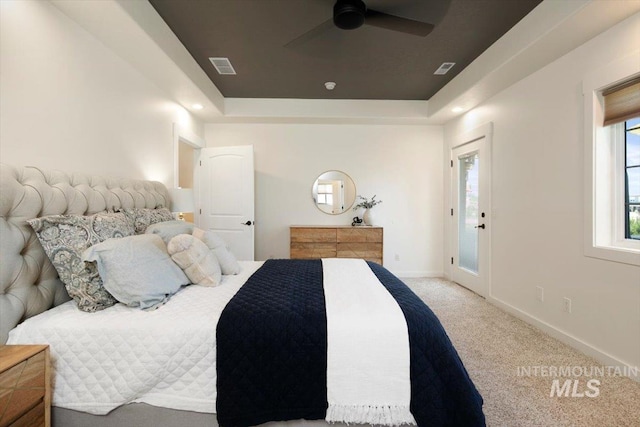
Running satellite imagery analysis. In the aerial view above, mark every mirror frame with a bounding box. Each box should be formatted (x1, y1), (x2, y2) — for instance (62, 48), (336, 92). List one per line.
(312, 170), (356, 215)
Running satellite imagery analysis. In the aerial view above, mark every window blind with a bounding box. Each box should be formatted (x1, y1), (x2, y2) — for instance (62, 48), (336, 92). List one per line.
(603, 76), (640, 126)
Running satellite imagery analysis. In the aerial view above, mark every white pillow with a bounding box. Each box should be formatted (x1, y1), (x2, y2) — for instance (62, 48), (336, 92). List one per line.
(83, 234), (190, 309)
(167, 234), (222, 286)
(192, 228), (241, 275)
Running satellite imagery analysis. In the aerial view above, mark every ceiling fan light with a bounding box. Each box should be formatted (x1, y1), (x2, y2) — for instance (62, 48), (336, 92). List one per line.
(333, 0), (366, 30)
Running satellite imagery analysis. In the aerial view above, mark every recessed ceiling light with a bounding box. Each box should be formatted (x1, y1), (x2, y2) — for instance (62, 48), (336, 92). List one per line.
(451, 106), (465, 113)
(192, 103), (204, 110)
(324, 81), (336, 90)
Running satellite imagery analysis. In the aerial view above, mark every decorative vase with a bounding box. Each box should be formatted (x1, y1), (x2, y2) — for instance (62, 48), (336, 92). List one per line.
(363, 208), (374, 226)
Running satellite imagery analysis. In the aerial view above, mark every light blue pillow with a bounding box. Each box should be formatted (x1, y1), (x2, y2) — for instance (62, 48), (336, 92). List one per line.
(145, 220), (195, 244)
(83, 234), (190, 309)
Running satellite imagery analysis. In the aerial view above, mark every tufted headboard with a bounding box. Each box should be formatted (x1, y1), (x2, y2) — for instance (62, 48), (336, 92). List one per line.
(0, 164), (170, 344)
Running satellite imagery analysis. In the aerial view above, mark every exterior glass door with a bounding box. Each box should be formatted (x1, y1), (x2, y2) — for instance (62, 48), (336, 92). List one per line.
(458, 152), (480, 274)
(451, 127), (491, 298)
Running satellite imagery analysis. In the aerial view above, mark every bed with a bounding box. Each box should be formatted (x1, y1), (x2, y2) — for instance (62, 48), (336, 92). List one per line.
(0, 163), (485, 427)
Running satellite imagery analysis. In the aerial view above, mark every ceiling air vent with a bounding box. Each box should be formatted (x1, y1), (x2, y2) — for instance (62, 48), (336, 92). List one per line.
(209, 57), (236, 75)
(434, 62), (455, 75)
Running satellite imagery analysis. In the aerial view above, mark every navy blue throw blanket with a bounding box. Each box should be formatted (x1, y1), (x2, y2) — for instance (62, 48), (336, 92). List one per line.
(367, 262), (485, 427)
(216, 259), (485, 427)
(216, 259), (328, 427)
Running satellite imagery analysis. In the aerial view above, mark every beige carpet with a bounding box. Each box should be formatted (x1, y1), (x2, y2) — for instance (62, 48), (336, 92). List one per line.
(401, 277), (640, 427)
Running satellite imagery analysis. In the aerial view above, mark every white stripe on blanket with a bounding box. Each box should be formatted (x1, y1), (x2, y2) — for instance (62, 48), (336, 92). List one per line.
(322, 258), (416, 426)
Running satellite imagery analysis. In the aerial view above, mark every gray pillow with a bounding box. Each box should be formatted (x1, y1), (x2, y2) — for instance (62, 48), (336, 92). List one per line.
(192, 228), (241, 275)
(120, 207), (174, 234)
(83, 234), (190, 309)
(145, 220), (195, 244)
(167, 234), (222, 286)
(27, 212), (135, 312)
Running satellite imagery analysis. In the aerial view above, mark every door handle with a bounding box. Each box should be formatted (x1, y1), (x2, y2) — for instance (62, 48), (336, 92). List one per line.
(241, 220), (253, 226)
(475, 224), (485, 229)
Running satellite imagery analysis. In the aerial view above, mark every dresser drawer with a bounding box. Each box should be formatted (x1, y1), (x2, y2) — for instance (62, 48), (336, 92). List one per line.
(290, 243), (337, 259)
(336, 242), (382, 259)
(337, 228), (383, 243)
(290, 227), (336, 243)
(0, 346), (50, 427)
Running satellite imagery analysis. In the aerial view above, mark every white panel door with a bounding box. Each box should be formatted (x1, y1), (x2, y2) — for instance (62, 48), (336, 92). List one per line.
(198, 145), (255, 261)
(451, 132), (491, 297)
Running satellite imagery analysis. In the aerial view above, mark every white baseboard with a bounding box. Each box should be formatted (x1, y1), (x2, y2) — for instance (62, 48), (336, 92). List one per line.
(393, 270), (443, 278)
(488, 295), (639, 383)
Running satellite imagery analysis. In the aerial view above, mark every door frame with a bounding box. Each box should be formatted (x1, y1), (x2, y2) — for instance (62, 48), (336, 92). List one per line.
(173, 123), (204, 224)
(449, 122), (493, 298)
(173, 123), (204, 188)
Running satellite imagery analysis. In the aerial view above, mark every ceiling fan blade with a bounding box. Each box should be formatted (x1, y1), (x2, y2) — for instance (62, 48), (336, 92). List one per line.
(284, 18), (335, 49)
(364, 9), (434, 37)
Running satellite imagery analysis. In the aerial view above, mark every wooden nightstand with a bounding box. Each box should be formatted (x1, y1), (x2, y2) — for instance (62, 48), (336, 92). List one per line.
(0, 345), (50, 427)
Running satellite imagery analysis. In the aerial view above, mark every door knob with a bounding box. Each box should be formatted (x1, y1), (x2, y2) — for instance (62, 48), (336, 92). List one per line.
(242, 220), (253, 226)
(475, 224), (485, 229)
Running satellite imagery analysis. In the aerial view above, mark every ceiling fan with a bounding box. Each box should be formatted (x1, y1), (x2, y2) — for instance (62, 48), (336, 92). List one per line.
(285, 0), (442, 48)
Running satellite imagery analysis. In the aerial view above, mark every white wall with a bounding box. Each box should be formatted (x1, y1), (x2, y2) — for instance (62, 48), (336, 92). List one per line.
(205, 123), (444, 277)
(0, 0), (203, 187)
(443, 13), (640, 370)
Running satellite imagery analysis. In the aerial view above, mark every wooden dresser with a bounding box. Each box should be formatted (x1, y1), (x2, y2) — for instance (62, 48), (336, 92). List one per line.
(290, 226), (383, 265)
(0, 345), (50, 427)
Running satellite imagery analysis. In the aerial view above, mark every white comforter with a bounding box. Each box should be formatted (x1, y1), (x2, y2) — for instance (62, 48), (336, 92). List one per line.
(7, 261), (263, 415)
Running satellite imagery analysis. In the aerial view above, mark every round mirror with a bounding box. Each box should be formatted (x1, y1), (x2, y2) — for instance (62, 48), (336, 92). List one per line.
(312, 170), (356, 215)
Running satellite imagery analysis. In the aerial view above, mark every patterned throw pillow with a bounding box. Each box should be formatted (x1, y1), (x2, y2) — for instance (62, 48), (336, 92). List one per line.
(121, 207), (174, 234)
(27, 212), (135, 312)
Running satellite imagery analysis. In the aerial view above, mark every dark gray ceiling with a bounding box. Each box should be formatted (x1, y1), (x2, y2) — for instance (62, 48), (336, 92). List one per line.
(149, 0), (542, 101)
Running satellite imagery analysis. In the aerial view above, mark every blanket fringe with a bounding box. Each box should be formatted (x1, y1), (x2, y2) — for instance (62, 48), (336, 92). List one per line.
(326, 403), (416, 426)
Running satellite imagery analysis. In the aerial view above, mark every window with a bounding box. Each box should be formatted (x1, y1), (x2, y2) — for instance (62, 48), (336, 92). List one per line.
(583, 57), (640, 266)
(625, 118), (640, 240)
(317, 183), (334, 206)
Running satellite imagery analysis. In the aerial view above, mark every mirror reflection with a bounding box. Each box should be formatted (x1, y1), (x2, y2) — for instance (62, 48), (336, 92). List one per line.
(312, 170), (356, 215)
